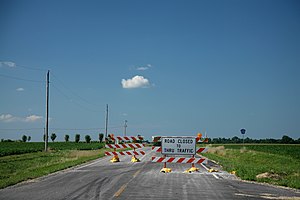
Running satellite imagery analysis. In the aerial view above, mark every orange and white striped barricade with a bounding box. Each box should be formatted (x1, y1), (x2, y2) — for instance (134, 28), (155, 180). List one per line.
(151, 135), (208, 173)
(152, 146), (208, 154)
(105, 136), (145, 163)
(151, 156), (207, 164)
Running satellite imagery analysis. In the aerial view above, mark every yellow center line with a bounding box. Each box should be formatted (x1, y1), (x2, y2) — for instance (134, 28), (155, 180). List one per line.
(113, 160), (148, 197)
(113, 183), (128, 197)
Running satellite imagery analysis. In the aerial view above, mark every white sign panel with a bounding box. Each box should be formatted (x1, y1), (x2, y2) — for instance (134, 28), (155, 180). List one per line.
(161, 137), (196, 155)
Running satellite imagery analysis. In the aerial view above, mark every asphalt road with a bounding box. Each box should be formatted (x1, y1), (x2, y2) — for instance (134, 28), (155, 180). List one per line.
(0, 147), (299, 200)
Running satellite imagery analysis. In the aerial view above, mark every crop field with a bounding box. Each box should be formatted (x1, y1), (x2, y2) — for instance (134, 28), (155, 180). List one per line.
(202, 144), (300, 189)
(0, 142), (104, 157)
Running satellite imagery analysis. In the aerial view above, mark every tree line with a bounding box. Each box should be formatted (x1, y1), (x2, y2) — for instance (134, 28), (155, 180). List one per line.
(44, 133), (105, 143)
(1, 133), (105, 143)
(208, 135), (300, 144)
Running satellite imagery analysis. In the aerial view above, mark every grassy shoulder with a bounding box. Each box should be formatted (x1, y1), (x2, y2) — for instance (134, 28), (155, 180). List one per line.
(0, 149), (106, 189)
(201, 144), (300, 189)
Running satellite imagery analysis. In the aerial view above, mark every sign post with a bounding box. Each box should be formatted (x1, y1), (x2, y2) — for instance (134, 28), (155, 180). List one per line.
(240, 129), (246, 144)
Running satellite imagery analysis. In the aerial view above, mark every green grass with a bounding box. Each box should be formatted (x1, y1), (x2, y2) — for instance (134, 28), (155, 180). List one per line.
(0, 142), (104, 157)
(0, 149), (106, 189)
(202, 144), (300, 189)
(0, 142), (132, 189)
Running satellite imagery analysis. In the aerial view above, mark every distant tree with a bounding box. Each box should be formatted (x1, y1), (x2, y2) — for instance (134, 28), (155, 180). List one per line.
(207, 138), (212, 143)
(85, 135), (91, 143)
(22, 135), (27, 142)
(231, 136), (240, 143)
(244, 137), (251, 143)
(65, 134), (70, 142)
(99, 133), (104, 143)
(51, 133), (57, 142)
(75, 134), (80, 143)
(281, 135), (293, 144)
(28, 136), (31, 142)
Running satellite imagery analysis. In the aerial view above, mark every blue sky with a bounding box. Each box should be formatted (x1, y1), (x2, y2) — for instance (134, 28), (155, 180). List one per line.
(0, 0), (299, 141)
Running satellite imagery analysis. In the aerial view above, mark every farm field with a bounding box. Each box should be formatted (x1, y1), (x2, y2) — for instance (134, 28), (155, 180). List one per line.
(201, 144), (300, 189)
(0, 142), (104, 157)
(0, 142), (106, 189)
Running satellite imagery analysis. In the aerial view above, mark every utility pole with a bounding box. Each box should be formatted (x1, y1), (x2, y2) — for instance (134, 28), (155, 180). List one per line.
(44, 70), (50, 152)
(124, 120), (127, 136)
(105, 104), (108, 138)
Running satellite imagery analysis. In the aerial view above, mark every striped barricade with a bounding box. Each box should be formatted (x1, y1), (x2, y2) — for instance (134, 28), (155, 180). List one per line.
(151, 134), (209, 173)
(106, 143), (145, 149)
(113, 136), (144, 141)
(152, 156), (207, 164)
(105, 135), (145, 163)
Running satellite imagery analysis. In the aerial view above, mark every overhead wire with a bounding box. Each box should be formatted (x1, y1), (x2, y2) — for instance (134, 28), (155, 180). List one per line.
(0, 73), (44, 83)
(51, 83), (102, 113)
(0, 128), (44, 131)
(48, 127), (122, 132)
(50, 72), (103, 113)
(0, 126), (123, 133)
(16, 64), (48, 72)
(0, 62), (116, 134)
(51, 72), (102, 108)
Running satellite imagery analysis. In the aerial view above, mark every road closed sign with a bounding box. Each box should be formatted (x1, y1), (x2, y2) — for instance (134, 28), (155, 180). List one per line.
(161, 137), (196, 155)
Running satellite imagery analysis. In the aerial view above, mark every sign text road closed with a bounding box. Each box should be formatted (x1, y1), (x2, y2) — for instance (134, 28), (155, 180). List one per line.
(161, 137), (196, 155)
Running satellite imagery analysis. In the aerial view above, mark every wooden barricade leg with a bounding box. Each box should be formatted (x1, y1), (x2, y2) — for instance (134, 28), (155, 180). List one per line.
(110, 148), (120, 163)
(131, 147), (140, 163)
(160, 155), (172, 173)
(184, 155), (199, 173)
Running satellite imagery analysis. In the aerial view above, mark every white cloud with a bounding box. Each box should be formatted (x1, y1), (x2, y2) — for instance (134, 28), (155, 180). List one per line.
(24, 115), (43, 122)
(136, 67), (148, 71)
(16, 88), (24, 92)
(0, 114), (43, 123)
(136, 64), (152, 71)
(121, 75), (151, 89)
(0, 61), (16, 68)
(0, 114), (17, 122)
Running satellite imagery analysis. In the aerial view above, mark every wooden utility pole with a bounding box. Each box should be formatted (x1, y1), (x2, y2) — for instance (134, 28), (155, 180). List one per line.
(105, 104), (108, 138)
(44, 70), (50, 152)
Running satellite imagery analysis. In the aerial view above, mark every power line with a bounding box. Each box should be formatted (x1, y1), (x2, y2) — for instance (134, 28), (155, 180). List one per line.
(52, 83), (102, 113)
(0, 73), (44, 83)
(51, 73), (102, 108)
(16, 64), (47, 72)
(49, 126), (122, 131)
(0, 128), (43, 131)
(0, 61), (48, 71)
(0, 126), (122, 132)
